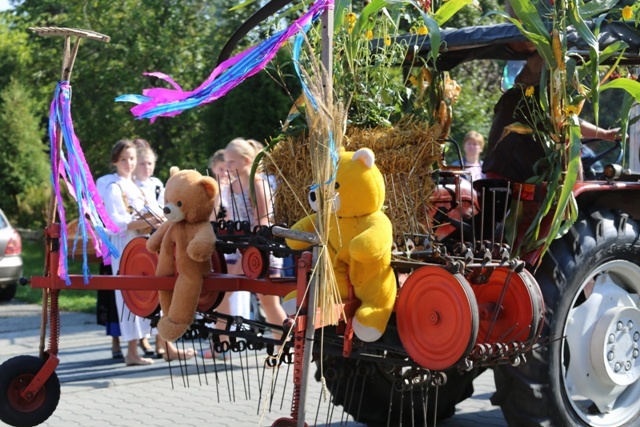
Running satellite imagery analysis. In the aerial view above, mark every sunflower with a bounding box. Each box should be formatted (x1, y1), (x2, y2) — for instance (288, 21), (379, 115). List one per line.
(622, 5), (633, 20)
(565, 105), (579, 116)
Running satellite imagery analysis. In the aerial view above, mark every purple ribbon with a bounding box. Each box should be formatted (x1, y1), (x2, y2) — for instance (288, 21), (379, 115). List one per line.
(49, 81), (121, 283)
(117, 0), (332, 121)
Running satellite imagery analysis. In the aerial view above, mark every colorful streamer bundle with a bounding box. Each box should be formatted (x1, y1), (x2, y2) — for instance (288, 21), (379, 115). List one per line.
(116, 0), (332, 121)
(291, 20), (339, 188)
(49, 81), (120, 284)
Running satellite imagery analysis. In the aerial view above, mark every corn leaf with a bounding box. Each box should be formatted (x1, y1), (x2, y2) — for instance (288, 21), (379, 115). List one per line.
(230, 0), (259, 12)
(578, 0), (620, 18)
(333, 0), (351, 29)
(601, 77), (640, 102)
(433, 0), (474, 26)
(569, 1), (601, 125)
(420, 13), (442, 67)
(537, 121), (582, 262)
(507, 0), (552, 45)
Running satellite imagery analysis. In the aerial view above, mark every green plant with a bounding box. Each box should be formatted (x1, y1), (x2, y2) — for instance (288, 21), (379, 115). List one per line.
(18, 237), (98, 313)
(502, 0), (640, 259)
(326, 0), (476, 128)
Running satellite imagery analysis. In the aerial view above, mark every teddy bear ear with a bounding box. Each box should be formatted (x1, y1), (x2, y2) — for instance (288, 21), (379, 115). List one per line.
(352, 148), (375, 169)
(201, 176), (218, 199)
(169, 166), (180, 177)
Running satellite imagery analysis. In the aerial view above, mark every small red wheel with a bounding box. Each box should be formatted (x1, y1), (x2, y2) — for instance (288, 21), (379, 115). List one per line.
(197, 250), (227, 312)
(473, 268), (545, 344)
(397, 266), (479, 371)
(241, 246), (269, 279)
(0, 356), (60, 426)
(119, 237), (160, 318)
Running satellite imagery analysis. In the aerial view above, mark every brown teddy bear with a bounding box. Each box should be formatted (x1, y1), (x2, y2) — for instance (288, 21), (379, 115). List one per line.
(146, 167), (218, 341)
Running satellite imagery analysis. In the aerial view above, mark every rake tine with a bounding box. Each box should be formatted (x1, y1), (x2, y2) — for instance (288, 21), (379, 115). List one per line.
(355, 370), (366, 423)
(433, 385), (439, 427)
(498, 182), (511, 246)
(216, 351), (233, 402)
(399, 387), (405, 427)
(327, 374), (341, 426)
(196, 338), (210, 386)
(314, 383), (323, 426)
(422, 385), (428, 427)
(279, 362), (291, 410)
(209, 340), (222, 403)
(386, 381), (394, 427)
(238, 347), (249, 400)
(268, 363), (282, 411)
(256, 355), (269, 415)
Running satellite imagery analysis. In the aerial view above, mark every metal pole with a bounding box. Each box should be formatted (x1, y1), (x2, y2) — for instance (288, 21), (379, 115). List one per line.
(296, 4), (334, 426)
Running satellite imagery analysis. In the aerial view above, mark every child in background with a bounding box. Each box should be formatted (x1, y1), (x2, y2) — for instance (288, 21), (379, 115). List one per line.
(206, 149), (251, 351)
(133, 140), (165, 220)
(208, 149), (230, 222)
(451, 130), (485, 181)
(203, 138), (286, 358)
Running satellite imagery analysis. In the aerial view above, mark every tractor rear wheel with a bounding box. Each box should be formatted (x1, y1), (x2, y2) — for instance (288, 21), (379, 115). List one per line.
(493, 209), (640, 426)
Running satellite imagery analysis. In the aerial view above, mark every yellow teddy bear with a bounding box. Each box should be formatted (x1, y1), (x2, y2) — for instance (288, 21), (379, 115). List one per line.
(286, 148), (396, 342)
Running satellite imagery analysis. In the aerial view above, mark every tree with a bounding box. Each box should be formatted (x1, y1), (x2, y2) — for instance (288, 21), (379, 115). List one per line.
(0, 79), (50, 228)
(7, 0), (296, 184)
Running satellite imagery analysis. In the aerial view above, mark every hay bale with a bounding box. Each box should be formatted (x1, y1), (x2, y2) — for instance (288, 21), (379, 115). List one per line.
(264, 117), (444, 242)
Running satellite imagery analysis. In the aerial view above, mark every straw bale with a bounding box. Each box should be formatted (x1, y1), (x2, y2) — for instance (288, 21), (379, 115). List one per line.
(264, 117), (444, 242)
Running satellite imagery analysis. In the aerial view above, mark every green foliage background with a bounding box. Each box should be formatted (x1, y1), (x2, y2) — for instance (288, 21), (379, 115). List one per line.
(0, 0), (535, 229)
(0, 0), (298, 230)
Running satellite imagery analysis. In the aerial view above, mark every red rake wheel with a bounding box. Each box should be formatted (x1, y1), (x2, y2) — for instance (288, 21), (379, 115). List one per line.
(242, 246), (269, 279)
(198, 250), (227, 312)
(397, 266), (479, 371)
(119, 237), (160, 318)
(520, 268), (546, 339)
(473, 268), (545, 344)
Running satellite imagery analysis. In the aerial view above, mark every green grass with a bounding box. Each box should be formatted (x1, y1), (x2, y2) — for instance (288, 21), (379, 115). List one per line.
(19, 237), (99, 314)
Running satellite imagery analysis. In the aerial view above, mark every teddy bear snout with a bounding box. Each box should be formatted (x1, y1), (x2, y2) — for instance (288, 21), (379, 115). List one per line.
(308, 190), (318, 212)
(164, 203), (185, 222)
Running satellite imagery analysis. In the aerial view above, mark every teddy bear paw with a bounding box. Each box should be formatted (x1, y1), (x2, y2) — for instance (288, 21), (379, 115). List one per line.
(158, 317), (190, 342)
(352, 317), (383, 343)
(282, 291), (297, 316)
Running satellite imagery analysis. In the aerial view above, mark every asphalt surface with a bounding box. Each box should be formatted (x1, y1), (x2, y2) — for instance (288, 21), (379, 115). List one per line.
(0, 300), (508, 426)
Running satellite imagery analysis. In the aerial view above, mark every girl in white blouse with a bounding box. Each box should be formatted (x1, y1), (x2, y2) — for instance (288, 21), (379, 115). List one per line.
(99, 139), (163, 366)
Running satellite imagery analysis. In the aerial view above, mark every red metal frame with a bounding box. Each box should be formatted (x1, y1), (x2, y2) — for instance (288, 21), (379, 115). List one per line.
(27, 224), (361, 427)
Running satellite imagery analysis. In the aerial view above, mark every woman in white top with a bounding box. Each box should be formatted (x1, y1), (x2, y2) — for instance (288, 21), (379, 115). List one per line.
(134, 142), (165, 219)
(208, 150), (251, 323)
(99, 139), (163, 366)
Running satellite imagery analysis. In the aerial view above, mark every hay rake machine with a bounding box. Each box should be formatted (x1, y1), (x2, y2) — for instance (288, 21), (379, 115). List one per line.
(0, 7), (554, 427)
(0, 167), (550, 427)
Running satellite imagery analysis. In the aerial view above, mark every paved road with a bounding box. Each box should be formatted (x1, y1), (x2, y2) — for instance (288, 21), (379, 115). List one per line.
(0, 301), (507, 426)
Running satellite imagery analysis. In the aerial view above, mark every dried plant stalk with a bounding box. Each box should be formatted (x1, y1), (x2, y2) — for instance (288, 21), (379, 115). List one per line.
(287, 52), (345, 325)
